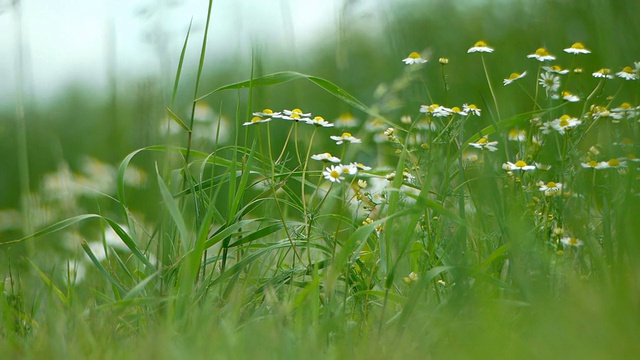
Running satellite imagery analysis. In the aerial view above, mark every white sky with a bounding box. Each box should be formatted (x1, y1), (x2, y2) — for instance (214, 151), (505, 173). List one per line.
(0, 0), (379, 104)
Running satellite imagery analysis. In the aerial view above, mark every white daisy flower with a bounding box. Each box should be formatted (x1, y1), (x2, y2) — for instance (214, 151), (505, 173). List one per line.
(561, 91), (580, 102)
(253, 108), (282, 118)
(323, 165), (344, 183)
(502, 160), (536, 171)
(527, 48), (555, 62)
(564, 42), (591, 54)
(538, 181), (562, 196)
(469, 136), (498, 151)
(550, 115), (581, 134)
(592, 68), (614, 79)
(311, 152), (341, 163)
(305, 116), (334, 127)
(402, 52), (428, 65)
(330, 132), (362, 145)
(503, 71), (527, 86)
(243, 116), (272, 126)
(616, 66), (638, 80)
(542, 65), (570, 75)
(462, 104), (481, 116)
(467, 40), (494, 53)
(560, 237), (583, 247)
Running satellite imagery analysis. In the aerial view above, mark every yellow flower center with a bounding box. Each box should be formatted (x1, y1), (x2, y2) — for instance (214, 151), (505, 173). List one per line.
(474, 40), (488, 47)
(559, 115), (571, 127)
(408, 52), (421, 59)
(546, 181), (557, 188)
(292, 108), (303, 114)
(290, 113), (301, 119)
(313, 116), (324, 121)
(477, 137), (488, 144)
(251, 116), (263, 123)
(514, 160), (527, 168)
(620, 102), (632, 109)
(508, 72), (521, 80)
(562, 91), (571, 97)
(571, 42), (585, 49)
(342, 132), (352, 138)
(535, 48), (550, 56)
(262, 108), (274, 114)
(467, 104), (478, 110)
(568, 238), (578, 245)
(330, 170), (340, 178)
(550, 65), (562, 71)
(608, 158), (620, 167)
(588, 160), (598, 167)
(622, 66), (634, 74)
(451, 106), (462, 113)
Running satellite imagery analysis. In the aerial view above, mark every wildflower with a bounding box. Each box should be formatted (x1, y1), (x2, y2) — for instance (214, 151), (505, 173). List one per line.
(283, 108), (311, 117)
(561, 91), (580, 102)
(542, 65), (570, 75)
(469, 136), (498, 151)
(589, 105), (623, 121)
(311, 152), (341, 163)
(616, 66), (638, 80)
(539, 73), (560, 94)
(538, 181), (562, 196)
(581, 158), (626, 169)
(334, 112), (359, 128)
(383, 127), (395, 137)
(467, 40), (494, 53)
(243, 116), (272, 126)
(573, 68), (583, 74)
(592, 68), (614, 79)
(508, 129), (526, 142)
(403, 272), (419, 283)
(611, 102), (638, 118)
(350, 162), (372, 171)
(550, 114), (581, 134)
(449, 106), (468, 116)
(527, 48), (555, 62)
(386, 170), (415, 182)
(330, 132), (362, 145)
(400, 115), (412, 124)
(503, 71), (527, 86)
(282, 112), (307, 122)
(439, 57), (449, 64)
(403, 52), (428, 65)
(420, 104), (451, 117)
(323, 165), (344, 183)
(560, 237), (583, 247)
(340, 163), (359, 175)
(253, 108), (282, 118)
(306, 116), (334, 127)
(502, 160), (536, 171)
(462, 103), (481, 116)
(357, 179), (367, 189)
(564, 42), (591, 54)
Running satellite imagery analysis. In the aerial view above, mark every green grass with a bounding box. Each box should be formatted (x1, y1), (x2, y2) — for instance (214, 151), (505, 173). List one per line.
(2, 1), (640, 359)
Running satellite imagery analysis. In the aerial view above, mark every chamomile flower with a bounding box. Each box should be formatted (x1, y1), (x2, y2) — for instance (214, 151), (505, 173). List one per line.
(306, 116), (334, 127)
(330, 132), (362, 145)
(550, 114), (582, 134)
(503, 71), (527, 86)
(508, 128), (527, 142)
(542, 65), (570, 75)
(611, 102), (639, 118)
(561, 91), (580, 102)
(560, 237), (583, 247)
(538, 181), (563, 196)
(539, 72), (560, 94)
(564, 42), (591, 54)
(334, 112), (359, 128)
(340, 163), (359, 175)
(469, 136), (499, 151)
(283, 108), (311, 117)
(467, 40), (494, 53)
(403, 52), (428, 65)
(420, 104), (451, 117)
(462, 104), (481, 116)
(243, 116), (272, 126)
(253, 108), (282, 118)
(323, 165), (344, 183)
(527, 48), (556, 62)
(281, 113), (308, 122)
(502, 160), (536, 171)
(592, 68), (614, 79)
(581, 159), (626, 169)
(311, 152), (341, 163)
(350, 162), (372, 171)
(449, 107), (468, 116)
(616, 66), (638, 80)
(589, 105), (624, 121)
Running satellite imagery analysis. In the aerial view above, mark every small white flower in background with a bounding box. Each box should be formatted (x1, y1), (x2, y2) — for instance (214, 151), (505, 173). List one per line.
(306, 116), (334, 127)
(420, 104), (451, 117)
(243, 116), (272, 126)
(589, 105), (624, 121)
(508, 128), (527, 142)
(564, 42), (591, 54)
(340, 163), (359, 175)
(538, 181), (562, 196)
(535, 163), (552, 171)
(502, 160), (536, 171)
(403, 271), (419, 283)
(462, 104), (481, 116)
(527, 48), (556, 62)
(330, 132), (362, 145)
(193, 101), (214, 122)
(400, 115), (412, 124)
(539, 72), (561, 94)
(580, 158), (626, 169)
(503, 71), (527, 86)
(467, 40), (494, 53)
(311, 152), (341, 163)
(561, 91), (580, 102)
(592, 68), (614, 79)
(252, 108), (282, 118)
(542, 65), (570, 75)
(550, 114), (582, 134)
(469, 136), (499, 151)
(560, 237), (583, 247)
(323, 165), (344, 183)
(616, 66), (638, 80)
(357, 179), (367, 189)
(402, 51), (428, 65)
(351, 162), (372, 171)
(611, 102), (639, 118)
(334, 112), (359, 128)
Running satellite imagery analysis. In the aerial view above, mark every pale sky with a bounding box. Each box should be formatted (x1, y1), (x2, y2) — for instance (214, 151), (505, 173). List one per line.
(0, 0), (380, 104)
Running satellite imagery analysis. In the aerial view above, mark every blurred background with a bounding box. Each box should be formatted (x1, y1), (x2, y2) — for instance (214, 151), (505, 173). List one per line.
(1, 0), (639, 263)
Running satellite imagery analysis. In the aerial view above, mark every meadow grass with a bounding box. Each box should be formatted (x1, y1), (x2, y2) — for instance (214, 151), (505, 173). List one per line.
(2, 1), (640, 359)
